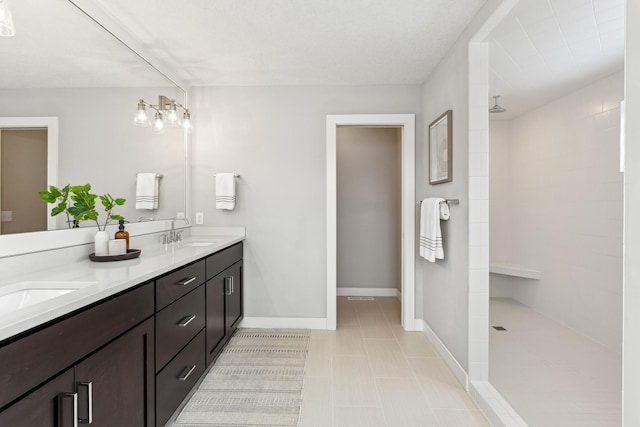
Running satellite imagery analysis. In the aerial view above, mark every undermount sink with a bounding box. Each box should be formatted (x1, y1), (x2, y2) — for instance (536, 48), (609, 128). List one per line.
(0, 281), (94, 312)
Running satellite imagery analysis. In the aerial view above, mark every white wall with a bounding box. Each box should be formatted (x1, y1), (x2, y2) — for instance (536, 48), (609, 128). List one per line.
(336, 127), (401, 293)
(190, 85), (421, 320)
(489, 71), (624, 351)
(624, 0), (640, 424)
(0, 87), (185, 227)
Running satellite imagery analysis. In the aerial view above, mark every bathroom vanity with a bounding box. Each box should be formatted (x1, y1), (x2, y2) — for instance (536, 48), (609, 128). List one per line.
(0, 234), (244, 427)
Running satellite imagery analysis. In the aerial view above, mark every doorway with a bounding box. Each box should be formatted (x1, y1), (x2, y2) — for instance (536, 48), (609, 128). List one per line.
(0, 117), (59, 233)
(326, 114), (415, 331)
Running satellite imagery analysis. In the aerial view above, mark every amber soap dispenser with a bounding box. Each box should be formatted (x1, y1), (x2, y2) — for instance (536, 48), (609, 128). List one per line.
(114, 219), (130, 250)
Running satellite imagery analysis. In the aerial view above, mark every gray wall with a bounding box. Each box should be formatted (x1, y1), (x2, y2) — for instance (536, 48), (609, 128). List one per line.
(336, 127), (401, 292)
(190, 85), (422, 319)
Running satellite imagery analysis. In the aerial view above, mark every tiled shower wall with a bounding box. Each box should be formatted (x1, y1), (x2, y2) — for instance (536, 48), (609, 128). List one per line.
(490, 70), (624, 352)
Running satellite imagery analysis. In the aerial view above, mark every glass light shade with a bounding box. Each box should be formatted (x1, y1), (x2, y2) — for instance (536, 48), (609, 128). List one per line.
(133, 107), (150, 127)
(182, 111), (192, 130)
(153, 112), (165, 133)
(166, 106), (181, 127)
(0, 0), (16, 37)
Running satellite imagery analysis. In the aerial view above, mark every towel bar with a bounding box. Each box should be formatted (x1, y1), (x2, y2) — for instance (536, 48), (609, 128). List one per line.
(418, 199), (459, 206)
(213, 173), (240, 178)
(135, 173), (163, 179)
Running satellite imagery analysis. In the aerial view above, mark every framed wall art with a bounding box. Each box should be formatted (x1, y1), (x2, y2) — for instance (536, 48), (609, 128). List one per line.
(428, 110), (452, 185)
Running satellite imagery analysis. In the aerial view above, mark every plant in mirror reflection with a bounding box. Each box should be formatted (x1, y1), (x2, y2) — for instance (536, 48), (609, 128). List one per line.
(39, 184), (126, 231)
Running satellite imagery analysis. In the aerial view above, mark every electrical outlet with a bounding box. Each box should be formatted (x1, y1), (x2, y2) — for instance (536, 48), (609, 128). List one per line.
(1, 211), (12, 222)
(195, 212), (204, 225)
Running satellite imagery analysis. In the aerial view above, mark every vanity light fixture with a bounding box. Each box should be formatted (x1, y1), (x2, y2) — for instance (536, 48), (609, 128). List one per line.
(134, 95), (192, 132)
(0, 0), (16, 37)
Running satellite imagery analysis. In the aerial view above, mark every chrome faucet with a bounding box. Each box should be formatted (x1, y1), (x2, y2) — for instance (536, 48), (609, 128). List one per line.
(163, 217), (190, 244)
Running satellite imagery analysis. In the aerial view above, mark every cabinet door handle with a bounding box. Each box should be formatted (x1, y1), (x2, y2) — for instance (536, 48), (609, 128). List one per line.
(177, 314), (196, 327)
(78, 382), (93, 424)
(58, 392), (78, 427)
(178, 365), (197, 381)
(225, 277), (232, 295)
(176, 277), (196, 286)
(230, 276), (234, 294)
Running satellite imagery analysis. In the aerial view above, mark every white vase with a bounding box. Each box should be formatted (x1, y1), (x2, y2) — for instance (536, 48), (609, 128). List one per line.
(94, 230), (109, 256)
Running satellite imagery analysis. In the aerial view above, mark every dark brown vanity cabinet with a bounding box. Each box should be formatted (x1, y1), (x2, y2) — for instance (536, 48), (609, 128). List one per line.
(154, 259), (207, 427)
(205, 243), (243, 366)
(0, 240), (244, 427)
(0, 282), (155, 427)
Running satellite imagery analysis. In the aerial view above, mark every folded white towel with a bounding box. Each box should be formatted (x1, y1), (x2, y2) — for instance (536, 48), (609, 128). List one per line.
(136, 173), (159, 210)
(215, 173), (236, 210)
(419, 198), (449, 262)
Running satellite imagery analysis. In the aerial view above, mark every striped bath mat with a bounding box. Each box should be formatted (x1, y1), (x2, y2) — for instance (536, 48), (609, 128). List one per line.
(174, 328), (310, 426)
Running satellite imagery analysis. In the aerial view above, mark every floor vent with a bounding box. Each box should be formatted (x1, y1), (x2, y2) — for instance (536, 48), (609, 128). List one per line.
(493, 326), (507, 331)
(347, 297), (375, 301)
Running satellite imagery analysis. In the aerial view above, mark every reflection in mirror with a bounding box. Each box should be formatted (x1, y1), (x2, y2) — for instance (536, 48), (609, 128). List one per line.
(0, 117), (58, 234)
(0, 0), (186, 237)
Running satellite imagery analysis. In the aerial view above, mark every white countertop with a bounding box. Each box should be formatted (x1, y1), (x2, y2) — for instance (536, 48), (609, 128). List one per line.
(0, 231), (244, 343)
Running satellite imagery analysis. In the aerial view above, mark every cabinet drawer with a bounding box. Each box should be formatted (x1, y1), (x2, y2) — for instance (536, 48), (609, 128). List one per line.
(156, 286), (205, 372)
(0, 281), (154, 410)
(206, 242), (243, 280)
(156, 330), (205, 427)
(156, 260), (206, 311)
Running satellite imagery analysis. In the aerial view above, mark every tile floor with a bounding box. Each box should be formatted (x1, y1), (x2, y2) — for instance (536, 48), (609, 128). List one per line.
(490, 298), (622, 427)
(299, 296), (491, 427)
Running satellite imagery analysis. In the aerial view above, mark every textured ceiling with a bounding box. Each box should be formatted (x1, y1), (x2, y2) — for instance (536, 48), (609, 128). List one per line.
(488, 0), (625, 119)
(89, 0), (488, 86)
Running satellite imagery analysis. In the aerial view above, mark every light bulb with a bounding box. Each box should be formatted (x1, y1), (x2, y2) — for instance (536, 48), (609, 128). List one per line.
(182, 111), (191, 130)
(0, 0), (16, 37)
(153, 112), (165, 133)
(166, 103), (181, 127)
(134, 109), (150, 127)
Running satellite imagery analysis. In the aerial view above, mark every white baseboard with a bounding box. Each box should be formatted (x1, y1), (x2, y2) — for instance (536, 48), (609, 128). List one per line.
(337, 287), (399, 297)
(240, 317), (327, 330)
(418, 320), (469, 390)
(469, 381), (528, 427)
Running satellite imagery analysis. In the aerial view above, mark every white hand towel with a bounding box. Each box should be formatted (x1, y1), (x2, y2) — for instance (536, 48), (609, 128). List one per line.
(136, 173), (159, 210)
(419, 198), (448, 262)
(215, 173), (236, 210)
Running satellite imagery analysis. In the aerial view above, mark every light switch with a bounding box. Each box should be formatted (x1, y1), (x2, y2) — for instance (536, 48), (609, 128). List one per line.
(1, 211), (12, 222)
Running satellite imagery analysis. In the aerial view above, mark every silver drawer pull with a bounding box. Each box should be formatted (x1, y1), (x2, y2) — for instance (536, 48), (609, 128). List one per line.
(59, 392), (78, 427)
(176, 277), (196, 286)
(177, 315), (196, 327)
(178, 365), (197, 381)
(78, 382), (93, 424)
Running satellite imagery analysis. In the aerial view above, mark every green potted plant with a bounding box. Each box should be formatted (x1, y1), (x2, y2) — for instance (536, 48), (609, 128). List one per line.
(39, 184), (126, 230)
(39, 184), (126, 256)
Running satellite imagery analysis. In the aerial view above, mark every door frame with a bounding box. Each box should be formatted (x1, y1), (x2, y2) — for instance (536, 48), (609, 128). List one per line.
(326, 114), (416, 330)
(0, 117), (59, 231)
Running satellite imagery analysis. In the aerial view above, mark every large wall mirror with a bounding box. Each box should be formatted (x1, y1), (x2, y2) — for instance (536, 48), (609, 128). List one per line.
(0, 0), (187, 239)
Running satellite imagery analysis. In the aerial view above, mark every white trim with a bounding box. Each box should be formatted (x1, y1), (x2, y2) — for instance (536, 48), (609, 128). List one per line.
(469, 381), (528, 427)
(0, 117), (58, 232)
(419, 320), (469, 390)
(240, 317), (327, 330)
(326, 114), (416, 331)
(336, 287), (399, 297)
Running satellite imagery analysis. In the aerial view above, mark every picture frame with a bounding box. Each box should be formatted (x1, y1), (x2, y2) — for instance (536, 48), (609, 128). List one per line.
(428, 110), (452, 185)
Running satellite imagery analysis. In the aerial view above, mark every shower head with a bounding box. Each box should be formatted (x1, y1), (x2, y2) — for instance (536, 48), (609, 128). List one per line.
(489, 95), (507, 113)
